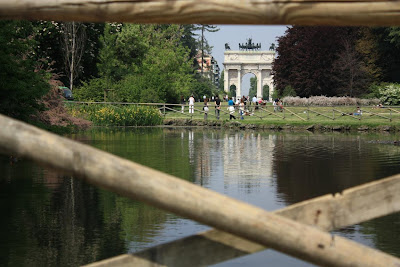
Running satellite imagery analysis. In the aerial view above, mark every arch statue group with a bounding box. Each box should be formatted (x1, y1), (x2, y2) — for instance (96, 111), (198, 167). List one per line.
(223, 50), (275, 101)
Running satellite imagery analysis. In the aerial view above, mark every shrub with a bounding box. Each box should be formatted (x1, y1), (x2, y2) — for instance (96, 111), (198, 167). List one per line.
(377, 83), (400, 105)
(74, 78), (108, 102)
(67, 104), (163, 126)
(282, 96), (380, 106)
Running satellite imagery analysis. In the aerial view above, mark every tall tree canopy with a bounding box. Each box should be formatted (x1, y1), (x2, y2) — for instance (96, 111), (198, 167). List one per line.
(0, 20), (50, 120)
(76, 24), (195, 103)
(273, 26), (368, 97)
(33, 21), (103, 89)
(273, 26), (400, 98)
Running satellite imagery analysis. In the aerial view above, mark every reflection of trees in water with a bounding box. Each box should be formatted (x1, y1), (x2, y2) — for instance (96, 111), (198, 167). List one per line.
(0, 158), (127, 266)
(73, 128), (193, 182)
(272, 134), (400, 205)
(271, 133), (400, 258)
(0, 155), (170, 266)
(360, 213), (400, 258)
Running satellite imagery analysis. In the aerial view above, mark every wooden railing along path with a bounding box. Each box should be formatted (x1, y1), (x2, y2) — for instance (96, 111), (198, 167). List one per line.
(2, 1), (400, 266)
(67, 101), (400, 123)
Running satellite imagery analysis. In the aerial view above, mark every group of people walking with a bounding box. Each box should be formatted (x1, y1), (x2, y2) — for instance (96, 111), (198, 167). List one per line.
(181, 95), (222, 120)
(181, 94), (266, 120)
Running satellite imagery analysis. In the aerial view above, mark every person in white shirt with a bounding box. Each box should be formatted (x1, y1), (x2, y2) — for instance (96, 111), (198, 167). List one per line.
(189, 95), (195, 114)
(252, 96), (257, 105)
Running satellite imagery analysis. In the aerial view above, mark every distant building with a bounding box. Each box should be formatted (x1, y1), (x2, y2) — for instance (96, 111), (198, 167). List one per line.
(195, 52), (220, 88)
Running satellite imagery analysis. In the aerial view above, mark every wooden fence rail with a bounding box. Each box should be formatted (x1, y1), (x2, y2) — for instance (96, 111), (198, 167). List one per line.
(1, 114), (400, 267)
(87, 173), (400, 267)
(67, 102), (400, 124)
(1, 0), (400, 26)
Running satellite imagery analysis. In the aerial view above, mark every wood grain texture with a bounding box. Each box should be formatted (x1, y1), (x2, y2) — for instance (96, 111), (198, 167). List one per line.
(1, 114), (400, 267)
(0, 0), (400, 26)
(86, 174), (400, 267)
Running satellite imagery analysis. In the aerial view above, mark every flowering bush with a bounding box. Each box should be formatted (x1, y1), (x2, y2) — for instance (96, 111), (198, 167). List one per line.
(282, 96), (380, 106)
(378, 83), (400, 105)
(67, 104), (163, 126)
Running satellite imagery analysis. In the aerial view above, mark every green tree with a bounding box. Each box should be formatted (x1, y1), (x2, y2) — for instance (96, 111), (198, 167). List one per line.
(282, 85), (297, 97)
(195, 25), (219, 75)
(191, 76), (214, 100)
(218, 70), (225, 93)
(229, 85), (237, 98)
(249, 77), (257, 97)
(180, 25), (199, 61)
(356, 27), (382, 83)
(263, 85), (270, 100)
(0, 20), (50, 120)
(372, 27), (400, 83)
(33, 21), (103, 88)
(73, 78), (107, 102)
(97, 24), (194, 103)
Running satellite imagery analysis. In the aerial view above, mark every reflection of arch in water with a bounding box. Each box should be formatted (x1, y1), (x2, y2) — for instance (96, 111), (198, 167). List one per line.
(223, 50), (275, 101)
(188, 130), (194, 164)
(222, 132), (275, 193)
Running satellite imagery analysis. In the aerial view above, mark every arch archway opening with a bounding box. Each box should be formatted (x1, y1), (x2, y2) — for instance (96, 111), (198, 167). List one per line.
(263, 84), (270, 100)
(241, 72), (256, 99)
(229, 84), (237, 98)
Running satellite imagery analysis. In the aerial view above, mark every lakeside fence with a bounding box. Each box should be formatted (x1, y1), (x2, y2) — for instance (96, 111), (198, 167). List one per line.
(66, 101), (400, 123)
(3, 0), (400, 266)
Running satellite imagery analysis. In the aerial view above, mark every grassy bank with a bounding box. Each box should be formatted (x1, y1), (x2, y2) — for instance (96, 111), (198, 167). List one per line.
(164, 103), (400, 130)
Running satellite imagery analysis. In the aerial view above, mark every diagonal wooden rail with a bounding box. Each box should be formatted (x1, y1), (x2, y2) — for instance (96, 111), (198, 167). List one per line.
(259, 107), (285, 119)
(86, 173), (400, 267)
(1, 0), (400, 26)
(333, 108), (361, 120)
(282, 107), (307, 121)
(308, 108), (335, 120)
(362, 109), (392, 121)
(1, 114), (400, 267)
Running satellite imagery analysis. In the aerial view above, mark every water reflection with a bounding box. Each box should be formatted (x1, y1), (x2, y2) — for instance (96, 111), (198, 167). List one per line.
(1, 129), (400, 266)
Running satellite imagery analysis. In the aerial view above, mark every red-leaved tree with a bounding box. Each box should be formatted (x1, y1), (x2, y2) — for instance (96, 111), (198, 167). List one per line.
(273, 26), (365, 97)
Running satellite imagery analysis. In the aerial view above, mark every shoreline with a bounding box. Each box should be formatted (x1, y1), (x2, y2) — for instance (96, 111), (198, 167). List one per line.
(163, 118), (400, 133)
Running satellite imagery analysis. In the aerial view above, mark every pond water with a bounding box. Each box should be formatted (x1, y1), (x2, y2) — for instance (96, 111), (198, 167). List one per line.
(1, 128), (400, 266)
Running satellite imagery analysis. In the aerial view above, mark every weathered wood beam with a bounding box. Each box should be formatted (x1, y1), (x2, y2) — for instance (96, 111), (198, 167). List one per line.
(0, 114), (399, 267)
(282, 107), (307, 121)
(86, 174), (400, 267)
(1, 0), (400, 26)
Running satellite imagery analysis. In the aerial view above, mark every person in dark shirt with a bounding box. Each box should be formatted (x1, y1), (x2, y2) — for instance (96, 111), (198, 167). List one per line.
(215, 96), (221, 119)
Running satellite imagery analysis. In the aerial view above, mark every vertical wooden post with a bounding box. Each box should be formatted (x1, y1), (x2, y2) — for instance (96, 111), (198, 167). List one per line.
(163, 104), (166, 117)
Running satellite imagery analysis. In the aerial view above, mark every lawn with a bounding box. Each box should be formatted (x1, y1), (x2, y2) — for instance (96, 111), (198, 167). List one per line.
(162, 102), (400, 128)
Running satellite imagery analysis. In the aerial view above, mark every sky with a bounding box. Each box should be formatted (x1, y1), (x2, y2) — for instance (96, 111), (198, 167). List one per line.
(201, 25), (288, 94)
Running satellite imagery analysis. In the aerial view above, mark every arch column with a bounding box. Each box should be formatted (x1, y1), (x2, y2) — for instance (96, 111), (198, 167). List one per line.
(224, 68), (230, 92)
(236, 68), (241, 99)
(269, 81), (274, 101)
(257, 70), (262, 99)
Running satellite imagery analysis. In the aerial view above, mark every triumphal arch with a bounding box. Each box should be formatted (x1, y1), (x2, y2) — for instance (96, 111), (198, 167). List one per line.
(223, 39), (275, 101)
